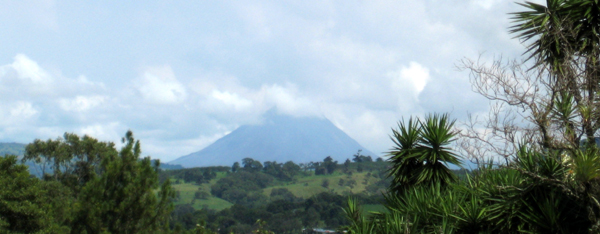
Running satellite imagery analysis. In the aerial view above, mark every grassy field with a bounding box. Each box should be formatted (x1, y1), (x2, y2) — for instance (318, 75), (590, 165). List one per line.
(171, 181), (233, 211)
(169, 169), (385, 212)
(262, 171), (380, 198)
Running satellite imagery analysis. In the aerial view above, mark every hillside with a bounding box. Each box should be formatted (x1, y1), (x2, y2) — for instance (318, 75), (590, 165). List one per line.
(170, 109), (377, 168)
(163, 160), (390, 211)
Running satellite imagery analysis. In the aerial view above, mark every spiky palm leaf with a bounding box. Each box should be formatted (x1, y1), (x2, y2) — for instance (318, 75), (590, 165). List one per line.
(510, 0), (573, 68)
(415, 113), (461, 187)
(387, 117), (422, 193)
(387, 114), (461, 192)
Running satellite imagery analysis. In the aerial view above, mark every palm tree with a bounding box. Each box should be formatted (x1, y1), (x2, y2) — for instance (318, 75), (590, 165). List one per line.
(510, 0), (600, 145)
(387, 117), (422, 193)
(387, 113), (461, 193)
(510, 0), (572, 68)
(415, 113), (462, 187)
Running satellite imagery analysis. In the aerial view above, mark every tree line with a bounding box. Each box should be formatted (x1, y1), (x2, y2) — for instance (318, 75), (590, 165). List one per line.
(0, 131), (174, 233)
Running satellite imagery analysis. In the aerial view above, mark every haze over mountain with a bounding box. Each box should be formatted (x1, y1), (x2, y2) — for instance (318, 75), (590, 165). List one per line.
(169, 110), (378, 168)
(0, 142), (26, 157)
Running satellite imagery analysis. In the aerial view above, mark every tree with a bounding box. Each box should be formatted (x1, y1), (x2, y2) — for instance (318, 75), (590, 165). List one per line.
(321, 179), (330, 188)
(387, 114), (460, 193)
(460, 0), (600, 162)
(352, 150), (373, 163)
(69, 131), (175, 233)
(0, 155), (68, 233)
(262, 161), (282, 178)
(232, 162), (240, 172)
(23, 133), (118, 194)
(323, 156), (338, 174)
(281, 161), (300, 179)
(242, 158), (264, 172)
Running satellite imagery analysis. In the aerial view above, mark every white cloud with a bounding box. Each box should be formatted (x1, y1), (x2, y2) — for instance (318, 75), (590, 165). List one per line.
(136, 66), (187, 104)
(388, 61), (431, 105)
(10, 54), (52, 84)
(399, 62), (430, 98)
(260, 84), (318, 117)
(210, 90), (253, 111)
(0, 101), (39, 131)
(0, 54), (115, 144)
(141, 131), (230, 161)
(78, 122), (123, 143)
(0, 54), (52, 85)
(10, 101), (38, 119)
(59, 95), (107, 112)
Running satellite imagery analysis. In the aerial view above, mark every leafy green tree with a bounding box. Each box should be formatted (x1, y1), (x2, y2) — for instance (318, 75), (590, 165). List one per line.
(323, 156), (337, 174)
(24, 133), (118, 194)
(0, 155), (72, 233)
(269, 188), (297, 202)
(352, 150), (373, 163)
(242, 158), (263, 172)
(69, 131), (175, 233)
(232, 162), (240, 172)
(321, 178), (330, 188)
(343, 159), (351, 173)
(0, 155), (50, 233)
(281, 161), (300, 179)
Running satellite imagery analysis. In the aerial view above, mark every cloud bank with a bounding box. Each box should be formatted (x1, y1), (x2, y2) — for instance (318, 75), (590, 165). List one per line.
(0, 1), (535, 161)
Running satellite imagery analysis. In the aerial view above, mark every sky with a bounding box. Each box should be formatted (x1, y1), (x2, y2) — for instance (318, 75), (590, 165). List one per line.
(0, 0), (543, 162)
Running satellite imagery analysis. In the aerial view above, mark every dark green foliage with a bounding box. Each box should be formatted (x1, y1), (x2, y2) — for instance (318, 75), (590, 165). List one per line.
(345, 138), (600, 233)
(232, 161), (240, 172)
(262, 160), (301, 181)
(323, 156), (337, 174)
(205, 192), (350, 233)
(270, 188), (297, 202)
(195, 190), (210, 200)
(12, 131), (176, 234)
(211, 171), (274, 207)
(24, 132), (118, 194)
(321, 178), (329, 188)
(161, 166), (229, 185)
(211, 171), (273, 197)
(242, 157), (263, 172)
(311, 157), (339, 175)
(0, 155), (65, 233)
(71, 131), (176, 233)
(343, 159), (351, 173)
(164, 157), (405, 232)
(315, 165), (327, 175)
(352, 150), (373, 163)
(387, 114), (461, 194)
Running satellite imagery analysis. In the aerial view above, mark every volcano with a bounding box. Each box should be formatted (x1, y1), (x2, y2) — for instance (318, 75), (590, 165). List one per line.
(169, 110), (377, 168)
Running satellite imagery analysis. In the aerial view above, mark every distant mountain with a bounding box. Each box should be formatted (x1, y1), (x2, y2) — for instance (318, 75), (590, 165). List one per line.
(0, 142), (26, 157)
(151, 159), (184, 170)
(169, 110), (378, 168)
(0, 142), (44, 176)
